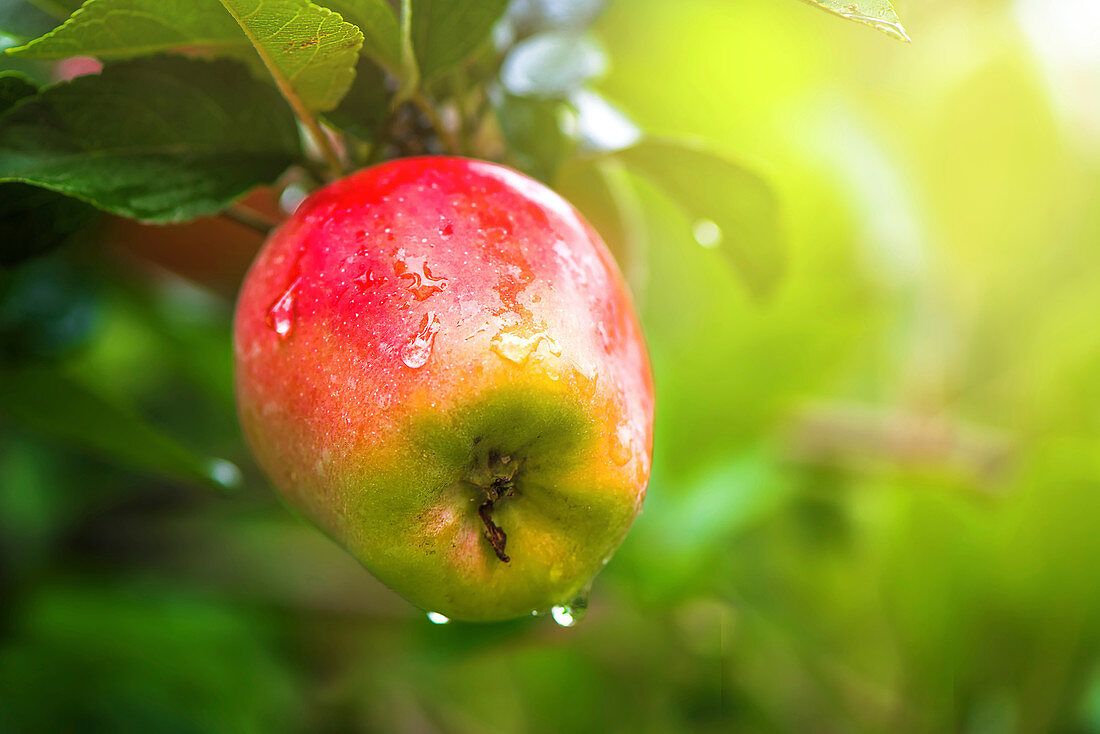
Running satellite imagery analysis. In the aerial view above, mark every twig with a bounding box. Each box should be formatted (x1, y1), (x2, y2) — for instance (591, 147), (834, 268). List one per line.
(411, 92), (460, 156)
(221, 203), (278, 236)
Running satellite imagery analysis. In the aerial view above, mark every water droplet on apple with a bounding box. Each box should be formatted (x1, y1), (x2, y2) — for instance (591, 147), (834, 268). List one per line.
(490, 330), (561, 366)
(392, 248), (448, 301)
(551, 592), (589, 628)
(401, 312), (441, 369)
(265, 276), (301, 340)
(692, 219), (722, 248)
(609, 424), (632, 466)
(426, 611), (450, 624)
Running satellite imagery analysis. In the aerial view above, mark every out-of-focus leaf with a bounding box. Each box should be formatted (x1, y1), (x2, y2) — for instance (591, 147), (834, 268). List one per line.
(0, 364), (240, 491)
(0, 56), (300, 223)
(795, 0), (909, 42)
(25, 0), (81, 17)
(571, 88), (640, 153)
(321, 0), (401, 70)
(0, 254), (98, 361)
(555, 158), (647, 297)
(0, 184), (97, 266)
(0, 0), (58, 39)
(618, 138), (784, 299)
(326, 56), (387, 141)
(410, 0), (509, 80)
(0, 584), (297, 732)
(0, 68), (35, 111)
(0, 72), (97, 265)
(493, 88), (574, 182)
(499, 31), (605, 98)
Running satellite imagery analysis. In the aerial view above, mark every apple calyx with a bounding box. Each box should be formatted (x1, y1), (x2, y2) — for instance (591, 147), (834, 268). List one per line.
(464, 450), (520, 563)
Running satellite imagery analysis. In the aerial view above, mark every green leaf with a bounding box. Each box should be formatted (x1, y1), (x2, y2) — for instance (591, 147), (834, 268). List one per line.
(7, 0), (246, 61)
(217, 0), (364, 112)
(0, 68), (36, 110)
(0, 0), (59, 39)
(10, 0), (364, 111)
(325, 56), (386, 141)
(493, 90), (575, 183)
(0, 72), (96, 266)
(499, 31), (606, 98)
(0, 364), (240, 491)
(618, 139), (785, 299)
(410, 0), (509, 80)
(0, 56), (300, 223)
(320, 0), (400, 71)
(796, 0), (909, 42)
(25, 0), (81, 17)
(0, 184), (97, 265)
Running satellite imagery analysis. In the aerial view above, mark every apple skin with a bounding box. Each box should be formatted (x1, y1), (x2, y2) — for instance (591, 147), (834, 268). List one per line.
(234, 157), (653, 621)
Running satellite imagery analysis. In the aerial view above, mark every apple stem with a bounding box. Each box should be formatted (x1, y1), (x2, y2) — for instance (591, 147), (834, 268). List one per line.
(478, 478), (513, 563)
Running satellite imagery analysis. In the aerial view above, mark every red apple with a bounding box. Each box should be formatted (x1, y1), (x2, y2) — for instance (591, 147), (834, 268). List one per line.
(234, 157), (653, 621)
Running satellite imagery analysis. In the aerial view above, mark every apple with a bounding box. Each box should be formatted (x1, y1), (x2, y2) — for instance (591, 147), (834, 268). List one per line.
(234, 157), (654, 622)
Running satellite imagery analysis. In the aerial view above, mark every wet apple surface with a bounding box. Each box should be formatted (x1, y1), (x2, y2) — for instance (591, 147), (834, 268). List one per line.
(235, 157), (654, 621)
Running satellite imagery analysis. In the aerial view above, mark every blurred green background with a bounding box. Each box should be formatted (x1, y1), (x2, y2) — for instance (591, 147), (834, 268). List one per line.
(4, 0), (1100, 731)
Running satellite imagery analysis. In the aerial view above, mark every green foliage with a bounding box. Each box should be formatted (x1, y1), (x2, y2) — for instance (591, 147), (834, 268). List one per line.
(320, 0), (401, 70)
(410, 0), (510, 80)
(618, 139), (784, 299)
(216, 0), (364, 112)
(0, 71), (96, 265)
(0, 0), (58, 40)
(0, 56), (300, 222)
(0, 363), (239, 490)
(7, 0), (247, 60)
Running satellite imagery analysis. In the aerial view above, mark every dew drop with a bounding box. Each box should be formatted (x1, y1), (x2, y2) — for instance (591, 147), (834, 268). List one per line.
(490, 330), (560, 366)
(392, 249), (448, 301)
(265, 276), (301, 340)
(206, 458), (242, 490)
(426, 611), (450, 624)
(692, 219), (722, 248)
(401, 312), (441, 369)
(551, 592), (589, 628)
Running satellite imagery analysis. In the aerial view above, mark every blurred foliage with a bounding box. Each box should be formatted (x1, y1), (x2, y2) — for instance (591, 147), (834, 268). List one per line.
(2, 0), (1100, 732)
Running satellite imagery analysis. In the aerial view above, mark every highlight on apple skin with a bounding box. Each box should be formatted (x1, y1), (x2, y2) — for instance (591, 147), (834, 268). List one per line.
(234, 157), (654, 622)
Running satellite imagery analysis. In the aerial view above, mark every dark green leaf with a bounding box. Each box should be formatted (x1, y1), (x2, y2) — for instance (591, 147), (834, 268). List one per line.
(411, 0), (509, 80)
(0, 72), (96, 265)
(0, 0), (58, 39)
(618, 139), (785, 299)
(26, 0), (82, 17)
(796, 0), (909, 42)
(0, 56), (300, 223)
(320, 0), (401, 71)
(500, 31), (605, 98)
(0, 68), (36, 110)
(0, 364), (240, 490)
(325, 57), (387, 141)
(0, 184), (97, 265)
(0, 253), (98, 360)
(493, 89), (574, 183)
